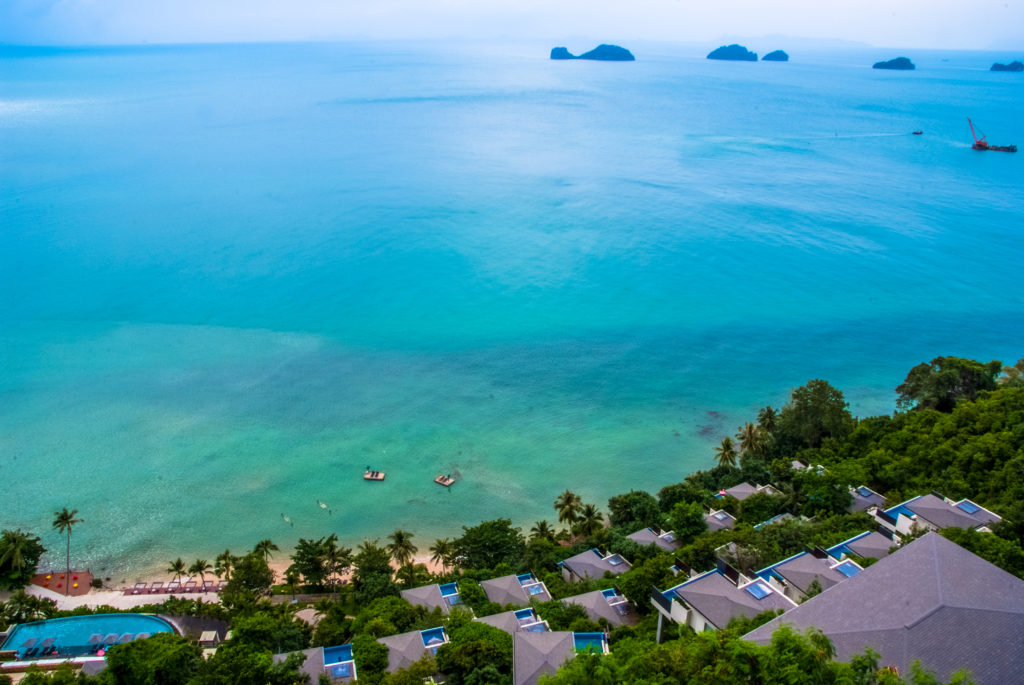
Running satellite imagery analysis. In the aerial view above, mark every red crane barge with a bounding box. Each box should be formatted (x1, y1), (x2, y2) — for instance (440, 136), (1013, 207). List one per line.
(968, 118), (1017, 153)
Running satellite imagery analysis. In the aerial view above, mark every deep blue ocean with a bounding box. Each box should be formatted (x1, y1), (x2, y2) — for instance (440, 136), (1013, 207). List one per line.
(1, 41), (1021, 578)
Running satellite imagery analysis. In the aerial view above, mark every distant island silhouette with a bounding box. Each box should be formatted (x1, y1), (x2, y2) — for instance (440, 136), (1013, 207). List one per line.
(550, 45), (635, 61)
(707, 44), (757, 61)
(991, 61), (1023, 72)
(873, 57), (915, 70)
(762, 50), (789, 62)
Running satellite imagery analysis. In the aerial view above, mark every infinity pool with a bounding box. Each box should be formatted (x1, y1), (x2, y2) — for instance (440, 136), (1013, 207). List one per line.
(2, 614), (175, 659)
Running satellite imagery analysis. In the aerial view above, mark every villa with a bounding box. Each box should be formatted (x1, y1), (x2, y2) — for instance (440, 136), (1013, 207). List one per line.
(875, 493), (1001, 536)
(715, 482), (779, 501)
(755, 548), (863, 602)
(272, 644), (356, 683)
(513, 631), (609, 685)
(826, 530), (896, 561)
(400, 582), (464, 614)
(481, 573), (552, 605)
(627, 526), (682, 552)
(562, 588), (638, 627)
(848, 485), (886, 513)
(705, 508), (737, 531)
(744, 532), (1024, 684)
(651, 560), (797, 632)
(476, 607), (550, 635)
(377, 626), (449, 673)
(558, 548), (630, 582)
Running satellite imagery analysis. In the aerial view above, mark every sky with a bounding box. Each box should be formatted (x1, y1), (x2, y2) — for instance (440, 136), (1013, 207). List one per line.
(0, 0), (1021, 50)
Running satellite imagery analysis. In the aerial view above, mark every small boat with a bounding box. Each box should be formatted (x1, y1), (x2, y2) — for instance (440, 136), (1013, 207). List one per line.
(968, 118), (1016, 152)
(364, 469), (386, 481)
(912, 130), (923, 135)
(434, 474), (455, 487)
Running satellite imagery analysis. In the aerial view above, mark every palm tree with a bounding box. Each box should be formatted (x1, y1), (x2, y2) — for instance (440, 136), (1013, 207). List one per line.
(736, 422), (765, 456)
(254, 539), (279, 564)
(758, 406), (778, 435)
(529, 520), (555, 542)
(214, 550), (235, 580)
(285, 565), (301, 601)
(2, 589), (54, 624)
(0, 529), (37, 578)
(577, 504), (604, 538)
(386, 529), (418, 568)
(52, 508), (83, 595)
(167, 557), (187, 584)
(429, 538), (453, 573)
(188, 559), (212, 586)
(324, 536), (353, 587)
(553, 490), (583, 531)
(714, 437), (738, 469)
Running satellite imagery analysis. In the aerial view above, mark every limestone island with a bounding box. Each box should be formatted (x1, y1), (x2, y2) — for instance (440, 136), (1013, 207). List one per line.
(762, 50), (789, 62)
(707, 44), (757, 61)
(550, 44), (635, 61)
(991, 61), (1023, 72)
(873, 57), (915, 70)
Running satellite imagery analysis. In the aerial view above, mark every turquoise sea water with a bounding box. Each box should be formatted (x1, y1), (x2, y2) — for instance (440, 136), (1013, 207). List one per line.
(1, 41), (1022, 578)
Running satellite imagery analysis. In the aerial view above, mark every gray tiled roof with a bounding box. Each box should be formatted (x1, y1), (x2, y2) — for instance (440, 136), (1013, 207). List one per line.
(904, 494), (1001, 530)
(513, 631), (574, 685)
(744, 532), (1024, 684)
(844, 531), (894, 559)
(706, 509), (737, 531)
(481, 574), (551, 606)
(272, 647), (329, 683)
(477, 610), (526, 635)
(627, 527), (682, 552)
(772, 553), (847, 594)
(378, 631), (429, 673)
(562, 590), (639, 627)
(561, 550), (629, 580)
(674, 572), (794, 630)
(400, 584), (447, 613)
(722, 482), (758, 501)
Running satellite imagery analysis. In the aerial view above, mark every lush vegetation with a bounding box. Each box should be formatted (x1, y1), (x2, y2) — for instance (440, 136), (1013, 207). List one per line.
(5, 355), (1022, 684)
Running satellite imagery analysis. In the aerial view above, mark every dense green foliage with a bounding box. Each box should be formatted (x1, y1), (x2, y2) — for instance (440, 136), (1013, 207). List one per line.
(0, 529), (47, 591)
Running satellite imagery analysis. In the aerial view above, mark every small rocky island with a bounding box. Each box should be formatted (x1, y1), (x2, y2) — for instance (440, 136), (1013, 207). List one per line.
(707, 44), (757, 61)
(991, 61), (1023, 72)
(762, 50), (789, 62)
(873, 57), (915, 70)
(550, 44), (635, 61)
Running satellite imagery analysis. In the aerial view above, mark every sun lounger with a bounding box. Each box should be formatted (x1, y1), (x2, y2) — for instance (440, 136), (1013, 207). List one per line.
(38, 637), (57, 655)
(167, 581), (181, 593)
(103, 634), (119, 645)
(118, 633), (133, 643)
(134, 633), (151, 640)
(217, 580), (229, 591)
(183, 580), (198, 593)
(20, 638), (37, 656)
(202, 581), (217, 592)
(148, 581), (164, 594)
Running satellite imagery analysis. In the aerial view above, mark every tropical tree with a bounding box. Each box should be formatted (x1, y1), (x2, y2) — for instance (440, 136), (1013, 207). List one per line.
(529, 521), (556, 543)
(214, 550), (235, 580)
(757, 405), (778, 435)
(2, 589), (56, 624)
(325, 536), (353, 588)
(167, 557), (187, 584)
(51, 508), (83, 595)
(714, 437), (738, 469)
(285, 566), (301, 601)
(554, 490), (583, 531)
(1000, 357), (1024, 387)
(386, 530), (418, 568)
(429, 538), (454, 573)
(188, 559), (212, 585)
(736, 422), (765, 457)
(253, 539), (279, 564)
(577, 504), (604, 538)
(0, 529), (47, 591)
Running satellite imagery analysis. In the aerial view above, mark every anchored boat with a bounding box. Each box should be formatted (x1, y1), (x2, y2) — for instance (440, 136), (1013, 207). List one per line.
(968, 118), (1017, 152)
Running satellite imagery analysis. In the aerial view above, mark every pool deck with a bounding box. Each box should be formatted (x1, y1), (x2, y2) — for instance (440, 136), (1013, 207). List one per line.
(2, 584), (221, 612)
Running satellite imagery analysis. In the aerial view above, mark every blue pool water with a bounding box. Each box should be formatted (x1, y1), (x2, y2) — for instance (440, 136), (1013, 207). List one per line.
(1, 41), (1022, 575)
(2, 614), (175, 658)
(438, 582), (459, 597)
(420, 627), (447, 648)
(573, 632), (606, 653)
(323, 644), (353, 665)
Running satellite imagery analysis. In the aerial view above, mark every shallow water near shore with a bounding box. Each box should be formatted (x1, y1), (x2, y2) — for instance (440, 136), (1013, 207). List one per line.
(1, 41), (1022, 578)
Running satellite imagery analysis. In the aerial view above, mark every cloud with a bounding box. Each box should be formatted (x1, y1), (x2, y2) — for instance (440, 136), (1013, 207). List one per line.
(1, 0), (1021, 49)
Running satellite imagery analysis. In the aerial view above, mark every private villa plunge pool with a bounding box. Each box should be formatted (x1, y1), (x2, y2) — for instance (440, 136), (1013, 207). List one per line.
(2, 614), (176, 660)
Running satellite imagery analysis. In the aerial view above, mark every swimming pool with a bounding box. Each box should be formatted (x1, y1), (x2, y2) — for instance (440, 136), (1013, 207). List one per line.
(2, 614), (176, 659)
